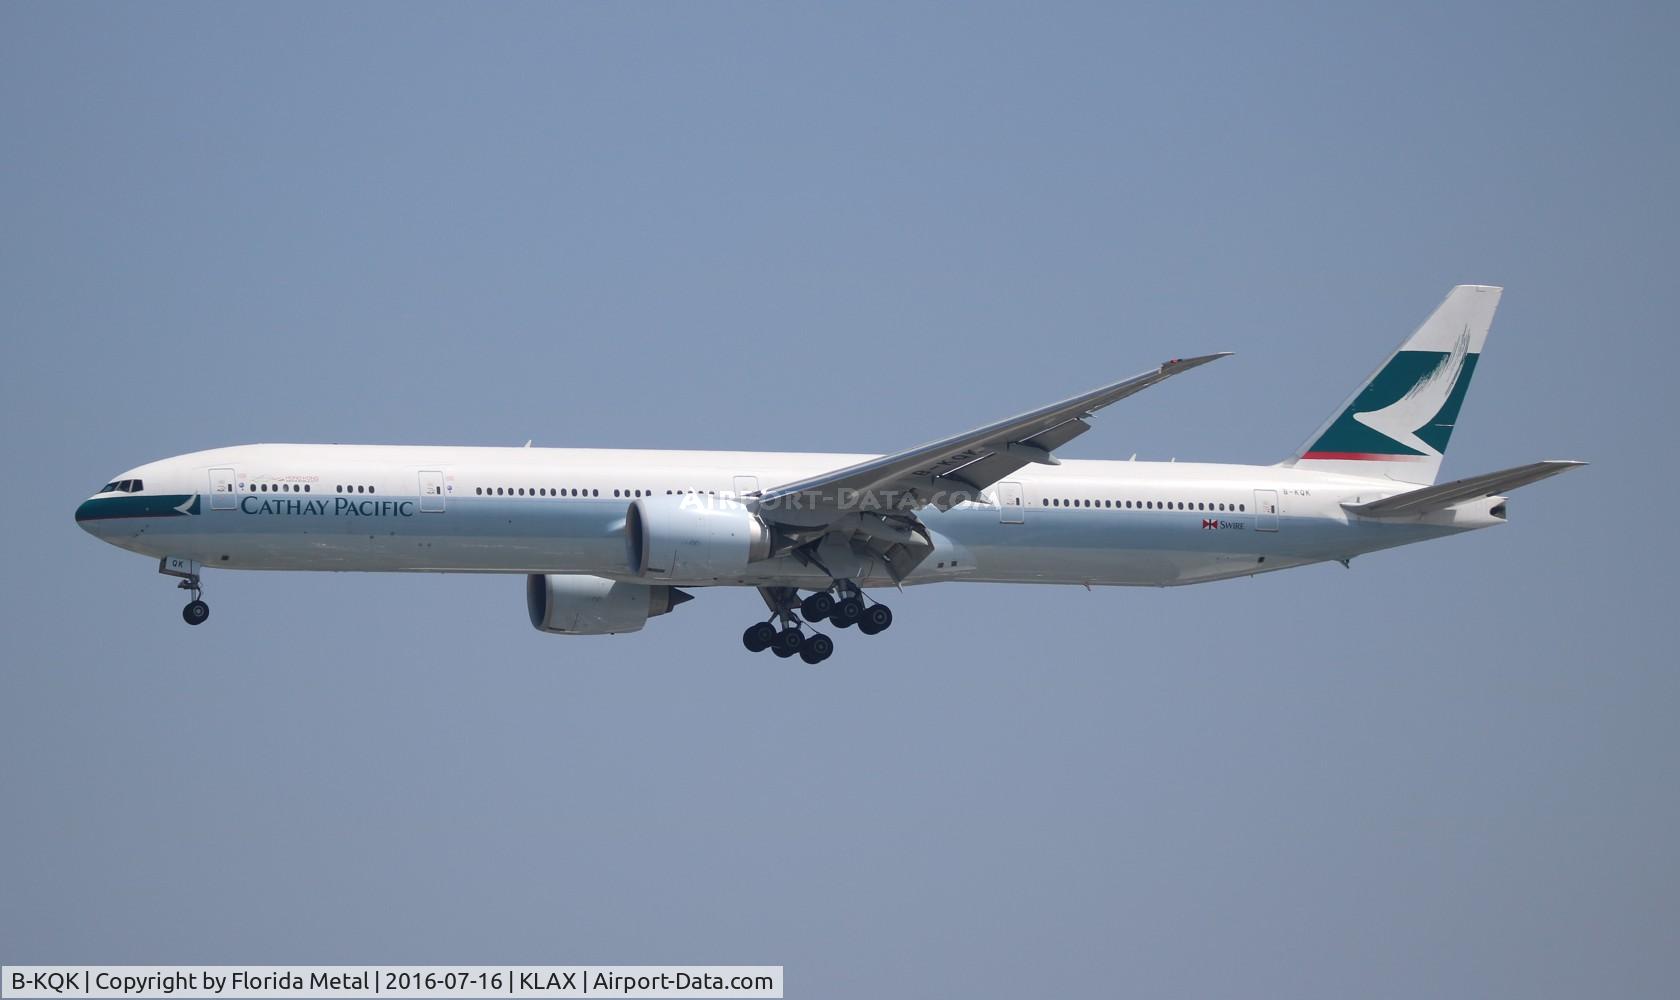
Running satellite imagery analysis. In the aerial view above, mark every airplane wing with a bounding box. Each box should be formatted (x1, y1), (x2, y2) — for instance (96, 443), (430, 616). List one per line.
(754, 354), (1230, 522)
(1345, 459), (1586, 518)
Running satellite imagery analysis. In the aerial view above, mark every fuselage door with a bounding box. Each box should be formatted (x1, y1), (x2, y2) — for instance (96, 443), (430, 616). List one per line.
(998, 481), (1024, 523)
(733, 475), (759, 501)
(209, 467), (237, 510)
(1254, 489), (1279, 531)
(419, 470), (446, 513)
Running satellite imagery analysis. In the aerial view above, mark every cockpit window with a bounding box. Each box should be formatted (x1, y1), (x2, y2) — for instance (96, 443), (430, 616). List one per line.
(100, 480), (143, 494)
(102, 482), (120, 493)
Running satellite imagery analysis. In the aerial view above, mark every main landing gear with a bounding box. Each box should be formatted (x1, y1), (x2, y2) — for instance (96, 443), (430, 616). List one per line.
(743, 583), (893, 663)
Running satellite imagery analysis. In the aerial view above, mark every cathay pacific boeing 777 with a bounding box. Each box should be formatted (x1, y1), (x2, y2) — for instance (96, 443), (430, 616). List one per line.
(77, 286), (1582, 662)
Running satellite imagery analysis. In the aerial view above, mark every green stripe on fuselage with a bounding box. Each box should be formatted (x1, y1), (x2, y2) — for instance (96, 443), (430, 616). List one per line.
(75, 494), (198, 522)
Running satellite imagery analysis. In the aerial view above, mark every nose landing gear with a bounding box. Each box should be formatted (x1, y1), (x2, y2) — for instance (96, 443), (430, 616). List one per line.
(160, 557), (209, 626)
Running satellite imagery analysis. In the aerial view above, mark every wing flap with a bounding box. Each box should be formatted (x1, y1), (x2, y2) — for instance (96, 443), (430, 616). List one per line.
(1346, 460), (1586, 518)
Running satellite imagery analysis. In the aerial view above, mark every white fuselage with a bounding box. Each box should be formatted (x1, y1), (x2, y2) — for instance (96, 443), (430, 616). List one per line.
(76, 443), (1503, 589)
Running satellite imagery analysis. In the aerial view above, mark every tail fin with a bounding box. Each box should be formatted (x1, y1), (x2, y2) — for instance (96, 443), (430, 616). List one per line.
(1282, 284), (1501, 485)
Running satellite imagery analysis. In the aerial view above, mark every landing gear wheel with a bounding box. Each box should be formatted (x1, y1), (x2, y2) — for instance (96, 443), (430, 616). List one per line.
(772, 628), (805, 657)
(800, 634), (835, 664)
(858, 604), (892, 635)
(800, 592), (835, 622)
(743, 621), (777, 652)
(831, 596), (865, 629)
(182, 600), (210, 626)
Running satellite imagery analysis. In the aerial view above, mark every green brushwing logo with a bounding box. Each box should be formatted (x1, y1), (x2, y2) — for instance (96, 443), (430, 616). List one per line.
(1306, 331), (1478, 458)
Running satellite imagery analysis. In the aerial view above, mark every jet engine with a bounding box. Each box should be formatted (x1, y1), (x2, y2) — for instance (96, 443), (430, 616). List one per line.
(625, 494), (773, 581)
(526, 573), (692, 635)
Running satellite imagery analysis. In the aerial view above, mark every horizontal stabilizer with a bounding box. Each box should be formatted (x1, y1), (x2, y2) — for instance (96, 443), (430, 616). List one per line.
(1346, 460), (1586, 518)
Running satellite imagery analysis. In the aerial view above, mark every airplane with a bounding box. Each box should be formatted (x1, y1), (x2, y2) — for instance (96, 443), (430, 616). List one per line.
(76, 285), (1583, 663)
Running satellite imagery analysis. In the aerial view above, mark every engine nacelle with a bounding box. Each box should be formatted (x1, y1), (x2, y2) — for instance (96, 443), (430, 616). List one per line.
(526, 574), (691, 635)
(625, 494), (772, 581)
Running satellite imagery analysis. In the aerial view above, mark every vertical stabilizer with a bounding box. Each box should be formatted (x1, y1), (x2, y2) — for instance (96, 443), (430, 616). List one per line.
(1283, 284), (1501, 485)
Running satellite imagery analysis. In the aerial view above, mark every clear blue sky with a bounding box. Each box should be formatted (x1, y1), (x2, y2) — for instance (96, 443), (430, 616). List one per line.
(2, 3), (1674, 997)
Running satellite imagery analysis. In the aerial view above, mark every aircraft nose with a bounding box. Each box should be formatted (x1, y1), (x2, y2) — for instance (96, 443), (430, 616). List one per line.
(75, 496), (104, 533)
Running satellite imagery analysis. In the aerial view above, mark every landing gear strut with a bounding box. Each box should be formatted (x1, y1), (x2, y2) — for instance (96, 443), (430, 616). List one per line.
(745, 583), (891, 661)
